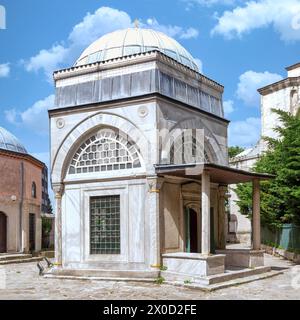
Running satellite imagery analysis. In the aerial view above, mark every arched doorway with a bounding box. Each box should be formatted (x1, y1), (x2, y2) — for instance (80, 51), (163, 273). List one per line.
(0, 212), (7, 253)
(185, 208), (198, 253)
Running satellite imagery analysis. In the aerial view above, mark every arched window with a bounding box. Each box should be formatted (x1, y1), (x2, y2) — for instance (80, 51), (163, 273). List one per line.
(68, 128), (141, 175)
(31, 182), (37, 198)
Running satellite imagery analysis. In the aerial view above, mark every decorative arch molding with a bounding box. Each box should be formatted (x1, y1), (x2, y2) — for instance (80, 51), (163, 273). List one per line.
(51, 112), (151, 184)
(160, 117), (225, 165)
(183, 201), (200, 214)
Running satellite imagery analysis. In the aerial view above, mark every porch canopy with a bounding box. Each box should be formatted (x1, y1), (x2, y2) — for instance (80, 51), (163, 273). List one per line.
(155, 163), (273, 184)
(155, 163), (274, 254)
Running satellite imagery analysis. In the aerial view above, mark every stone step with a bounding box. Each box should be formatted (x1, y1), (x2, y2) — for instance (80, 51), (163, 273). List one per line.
(204, 266), (272, 285)
(0, 257), (43, 265)
(0, 254), (32, 262)
(185, 270), (283, 292)
(46, 268), (160, 280)
(161, 266), (272, 286)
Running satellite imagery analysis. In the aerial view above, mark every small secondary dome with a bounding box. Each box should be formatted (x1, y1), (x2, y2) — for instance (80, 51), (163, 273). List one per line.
(75, 28), (199, 72)
(0, 127), (27, 154)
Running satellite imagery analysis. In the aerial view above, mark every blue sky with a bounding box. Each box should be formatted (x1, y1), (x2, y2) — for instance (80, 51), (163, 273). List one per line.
(0, 0), (300, 167)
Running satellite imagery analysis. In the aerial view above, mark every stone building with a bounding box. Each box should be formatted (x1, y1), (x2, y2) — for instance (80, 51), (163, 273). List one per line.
(49, 28), (271, 282)
(230, 62), (300, 244)
(0, 127), (49, 253)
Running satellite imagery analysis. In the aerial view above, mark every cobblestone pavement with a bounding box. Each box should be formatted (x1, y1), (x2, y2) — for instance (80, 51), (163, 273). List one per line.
(0, 254), (299, 300)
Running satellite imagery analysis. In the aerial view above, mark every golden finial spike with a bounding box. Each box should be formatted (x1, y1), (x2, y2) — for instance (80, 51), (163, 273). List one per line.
(134, 19), (139, 29)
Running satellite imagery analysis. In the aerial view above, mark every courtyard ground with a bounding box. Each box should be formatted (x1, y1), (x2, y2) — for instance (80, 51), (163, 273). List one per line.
(0, 254), (299, 300)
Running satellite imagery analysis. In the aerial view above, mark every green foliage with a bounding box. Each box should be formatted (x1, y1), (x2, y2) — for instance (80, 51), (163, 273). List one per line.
(184, 279), (192, 285)
(42, 218), (52, 236)
(160, 265), (168, 271)
(46, 195), (53, 214)
(236, 109), (300, 227)
(155, 276), (165, 285)
(228, 146), (245, 159)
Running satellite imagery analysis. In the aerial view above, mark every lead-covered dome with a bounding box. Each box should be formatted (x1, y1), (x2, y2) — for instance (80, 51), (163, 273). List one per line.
(0, 127), (27, 154)
(75, 28), (199, 72)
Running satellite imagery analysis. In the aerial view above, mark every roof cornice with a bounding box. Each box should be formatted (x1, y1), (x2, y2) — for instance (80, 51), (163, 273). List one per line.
(0, 148), (45, 168)
(53, 50), (224, 92)
(286, 62), (300, 71)
(48, 92), (229, 124)
(258, 77), (300, 95)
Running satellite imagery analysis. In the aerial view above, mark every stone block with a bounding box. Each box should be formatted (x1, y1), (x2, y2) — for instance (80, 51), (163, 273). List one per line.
(162, 252), (225, 277)
(216, 249), (264, 268)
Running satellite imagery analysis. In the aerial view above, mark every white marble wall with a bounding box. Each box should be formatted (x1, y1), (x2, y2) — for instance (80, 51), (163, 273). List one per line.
(62, 179), (150, 270)
(261, 85), (299, 143)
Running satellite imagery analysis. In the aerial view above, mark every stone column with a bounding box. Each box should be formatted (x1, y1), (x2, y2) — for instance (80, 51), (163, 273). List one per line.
(147, 176), (164, 269)
(201, 170), (210, 255)
(53, 184), (63, 267)
(217, 186), (227, 250)
(252, 179), (261, 250)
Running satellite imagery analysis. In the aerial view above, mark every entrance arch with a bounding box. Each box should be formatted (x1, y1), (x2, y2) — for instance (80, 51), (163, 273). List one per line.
(0, 212), (7, 253)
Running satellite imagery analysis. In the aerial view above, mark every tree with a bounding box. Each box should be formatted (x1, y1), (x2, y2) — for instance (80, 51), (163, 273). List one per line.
(235, 109), (300, 227)
(228, 146), (245, 159)
(46, 195), (53, 214)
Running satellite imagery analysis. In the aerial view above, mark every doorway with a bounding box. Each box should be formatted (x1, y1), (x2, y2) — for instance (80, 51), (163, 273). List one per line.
(0, 212), (7, 253)
(29, 213), (35, 252)
(185, 208), (198, 253)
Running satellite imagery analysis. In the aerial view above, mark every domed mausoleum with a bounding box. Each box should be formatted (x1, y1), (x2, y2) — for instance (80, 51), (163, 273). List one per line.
(75, 28), (199, 71)
(0, 127), (50, 253)
(49, 27), (271, 284)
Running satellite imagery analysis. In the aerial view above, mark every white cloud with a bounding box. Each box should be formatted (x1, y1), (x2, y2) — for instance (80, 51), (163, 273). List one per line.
(146, 18), (199, 39)
(0, 63), (10, 77)
(68, 7), (132, 48)
(5, 95), (55, 134)
(211, 0), (300, 41)
(24, 7), (199, 80)
(236, 70), (283, 107)
(183, 0), (237, 8)
(229, 117), (261, 147)
(223, 99), (234, 115)
(25, 45), (69, 80)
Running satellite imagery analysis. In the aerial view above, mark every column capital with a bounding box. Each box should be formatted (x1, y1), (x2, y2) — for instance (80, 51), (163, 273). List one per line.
(53, 183), (64, 198)
(147, 176), (164, 193)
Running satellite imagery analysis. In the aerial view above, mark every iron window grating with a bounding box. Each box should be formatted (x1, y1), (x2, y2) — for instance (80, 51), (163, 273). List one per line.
(90, 195), (121, 254)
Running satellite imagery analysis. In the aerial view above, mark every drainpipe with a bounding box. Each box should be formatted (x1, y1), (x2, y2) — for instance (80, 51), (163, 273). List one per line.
(19, 161), (24, 253)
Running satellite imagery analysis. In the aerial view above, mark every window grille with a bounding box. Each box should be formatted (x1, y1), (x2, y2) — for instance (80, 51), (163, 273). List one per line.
(69, 129), (141, 174)
(90, 195), (120, 255)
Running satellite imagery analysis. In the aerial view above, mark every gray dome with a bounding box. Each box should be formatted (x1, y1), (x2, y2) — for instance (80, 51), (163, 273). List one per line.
(75, 28), (199, 72)
(0, 127), (27, 154)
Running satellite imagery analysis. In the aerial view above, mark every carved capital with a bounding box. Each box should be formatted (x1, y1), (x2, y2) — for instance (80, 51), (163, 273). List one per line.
(147, 176), (164, 193)
(53, 183), (64, 199)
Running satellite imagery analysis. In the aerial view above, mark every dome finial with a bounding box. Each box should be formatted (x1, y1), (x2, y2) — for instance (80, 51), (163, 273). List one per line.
(134, 19), (139, 29)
